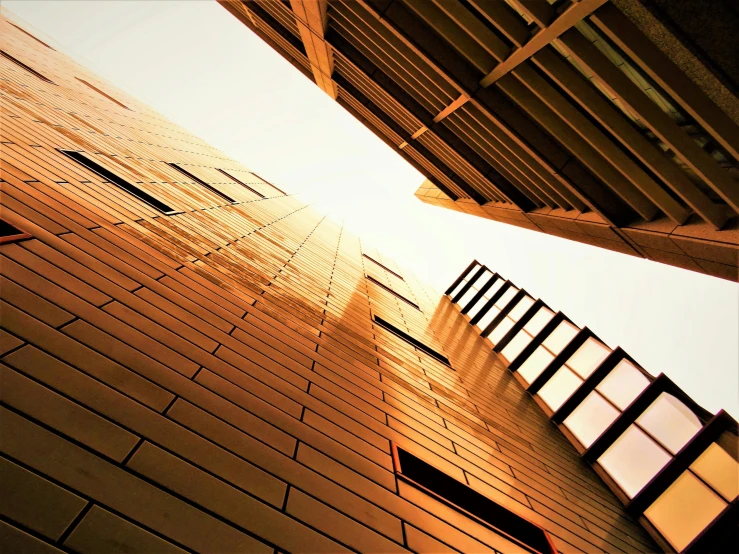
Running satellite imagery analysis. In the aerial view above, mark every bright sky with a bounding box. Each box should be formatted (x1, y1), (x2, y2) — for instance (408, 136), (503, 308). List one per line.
(4, 0), (738, 418)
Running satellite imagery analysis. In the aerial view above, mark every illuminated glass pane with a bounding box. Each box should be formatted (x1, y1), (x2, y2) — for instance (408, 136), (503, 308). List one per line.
(459, 286), (480, 309)
(495, 286), (519, 309)
(523, 307), (554, 336)
(449, 278), (469, 299)
(517, 346), (555, 386)
(467, 296), (488, 319)
(636, 393), (702, 454)
(542, 321), (578, 354)
(538, 367), (583, 412)
(691, 443), (739, 501)
(596, 359), (649, 410)
(489, 317), (515, 345)
(564, 392), (620, 448)
(566, 338), (610, 379)
(599, 425), (671, 498)
(476, 306), (501, 331)
(500, 330), (533, 363)
(645, 472), (727, 552)
(508, 295), (534, 322)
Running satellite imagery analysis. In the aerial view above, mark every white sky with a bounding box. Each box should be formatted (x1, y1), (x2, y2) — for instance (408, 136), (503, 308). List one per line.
(4, 0), (738, 418)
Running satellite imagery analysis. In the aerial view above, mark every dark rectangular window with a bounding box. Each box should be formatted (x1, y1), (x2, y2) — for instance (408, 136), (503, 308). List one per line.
(363, 254), (404, 280)
(373, 315), (450, 366)
(392, 444), (556, 554)
(0, 50), (54, 84)
(216, 168), (265, 198)
(167, 163), (236, 204)
(60, 150), (178, 215)
(0, 219), (32, 245)
(366, 275), (420, 310)
(252, 172), (286, 195)
(76, 78), (129, 110)
(9, 22), (55, 50)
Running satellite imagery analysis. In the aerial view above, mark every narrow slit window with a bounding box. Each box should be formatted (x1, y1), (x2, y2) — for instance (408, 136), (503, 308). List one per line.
(9, 22), (55, 50)
(168, 163), (236, 204)
(373, 315), (450, 366)
(252, 172), (286, 195)
(0, 49), (54, 84)
(363, 254), (404, 280)
(60, 150), (178, 215)
(216, 168), (265, 198)
(392, 444), (556, 554)
(76, 78), (129, 110)
(366, 275), (420, 310)
(0, 219), (32, 245)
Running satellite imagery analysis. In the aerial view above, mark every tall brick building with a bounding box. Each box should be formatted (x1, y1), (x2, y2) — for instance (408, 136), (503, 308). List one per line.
(0, 11), (736, 554)
(220, 0), (739, 281)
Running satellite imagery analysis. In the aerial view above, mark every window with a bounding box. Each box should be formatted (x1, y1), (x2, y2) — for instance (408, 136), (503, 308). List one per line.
(60, 150), (178, 215)
(446, 262), (481, 297)
(0, 49), (54, 84)
(500, 306), (555, 363)
(537, 338), (611, 413)
(468, 277), (504, 320)
(216, 169), (265, 198)
(392, 444), (556, 554)
(488, 295), (535, 345)
(76, 78), (129, 110)
(598, 393), (703, 498)
(373, 315), (450, 366)
(517, 320), (579, 385)
(366, 275), (420, 310)
(476, 285), (519, 333)
(251, 172), (286, 195)
(457, 269), (493, 310)
(0, 219), (32, 245)
(9, 22), (55, 50)
(167, 163), (236, 204)
(363, 254), (404, 280)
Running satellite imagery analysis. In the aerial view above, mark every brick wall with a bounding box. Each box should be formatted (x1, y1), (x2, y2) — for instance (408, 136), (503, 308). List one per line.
(0, 14), (657, 553)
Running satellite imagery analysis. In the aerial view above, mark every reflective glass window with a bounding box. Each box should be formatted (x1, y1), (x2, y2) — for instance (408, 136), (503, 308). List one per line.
(598, 425), (672, 498)
(538, 366), (583, 412)
(458, 270), (492, 308)
(468, 278), (504, 319)
(564, 392), (620, 448)
(636, 393), (702, 454)
(567, 338), (610, 379)
(596, 359), (650, 410)
(500, 330), (533, 363)
(644, 472), (727, 552)
(517, 347), (556, 385)
(495, 286), (519, 309)
(508, 295), (534, 321)
(542, 321), (578, 353)
(476, 305), (501, 332)
(488, 317), (515, 345)
(523, 307), (555, 336)
(690, 443), (739, 501)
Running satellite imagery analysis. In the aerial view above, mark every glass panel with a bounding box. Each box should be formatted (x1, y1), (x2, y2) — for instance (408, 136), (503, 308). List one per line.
(517, 346), (555, 386)
(449, 278), (470, 299)
(508, 296), (534, 322)
(691, 443), (739, 501)
(636, 393), (703, 454)
(599, 425), (672, 498)
(500, 331), (533, 363)
(459, 286), (480, 309)
(488, 317), (515, 345)
(542, 321), (579, 354)
(467, 295), (489, 319)
(645, 472), (727, 552)
(538, 367), (583, 412)
(566, 338), (610, 379)
(495, 286), (519, 308)
(596, 359), (650, 410)
(523, 307), (554, 336)
(476, 305), (501, 331)
(565, 392), (620, 448)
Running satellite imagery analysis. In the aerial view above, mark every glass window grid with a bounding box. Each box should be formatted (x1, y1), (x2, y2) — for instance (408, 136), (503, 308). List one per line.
(596, 392), (704, 499)
(487, 295), (533, 345)
(448, 264), (481, 299)
(517, 320), (579, 385)
(468, 278), (505, 320)
(458, 270), (494, 310)
(537, 338), (612, 412)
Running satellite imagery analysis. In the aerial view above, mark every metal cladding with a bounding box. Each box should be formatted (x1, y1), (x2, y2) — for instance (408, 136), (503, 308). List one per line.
(449, 260), (739, 552)
(221, 0), (739, 281)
